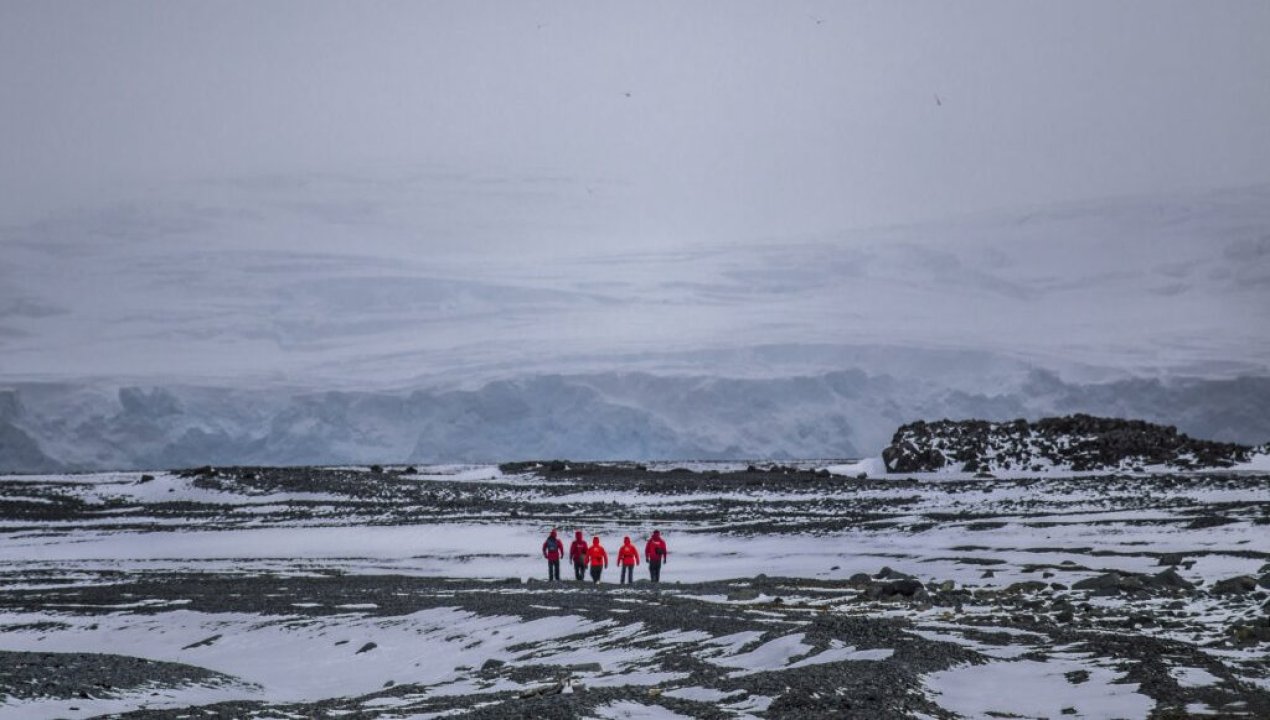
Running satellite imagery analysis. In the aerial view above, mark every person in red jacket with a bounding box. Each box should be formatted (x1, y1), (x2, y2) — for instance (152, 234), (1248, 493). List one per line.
(644, 530), (668, 583)
(617, 536), (640, 584)
(585, 536), (608, 583)
(569, 530), (588, 581)
(541, 529), (563, 581)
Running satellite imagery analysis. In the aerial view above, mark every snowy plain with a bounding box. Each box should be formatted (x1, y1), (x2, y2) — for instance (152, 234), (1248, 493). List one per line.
(1, 463), (1267, 718)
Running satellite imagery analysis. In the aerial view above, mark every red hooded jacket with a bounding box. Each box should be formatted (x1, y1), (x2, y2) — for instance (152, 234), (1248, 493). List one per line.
(617, 537), (640, 566)
(644, 531), (668, 564)
(569, 531), (588, 563)
(586, 538), (608, 568)
(542, 531), (563, 561)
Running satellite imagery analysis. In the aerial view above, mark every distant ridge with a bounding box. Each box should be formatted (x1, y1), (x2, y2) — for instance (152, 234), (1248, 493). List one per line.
(882, 414), (1266, 474)
(3, 374), (1270, 474)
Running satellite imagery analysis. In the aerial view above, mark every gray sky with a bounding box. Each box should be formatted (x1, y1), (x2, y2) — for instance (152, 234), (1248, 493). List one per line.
(2, 2), (1269, 387)
(3, 1), (1269, 245)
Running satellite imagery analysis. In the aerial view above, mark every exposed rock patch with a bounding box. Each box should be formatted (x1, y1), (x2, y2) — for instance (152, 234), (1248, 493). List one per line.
(883, 414), (1263, 473)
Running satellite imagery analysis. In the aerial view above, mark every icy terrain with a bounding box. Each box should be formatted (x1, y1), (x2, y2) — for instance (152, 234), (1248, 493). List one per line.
(4, 371), (1270, 473)
(2, 181), (1269, 470)
(1, 463), (1266, 718)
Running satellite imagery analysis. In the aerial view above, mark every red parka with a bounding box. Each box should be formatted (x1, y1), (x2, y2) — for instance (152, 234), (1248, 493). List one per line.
(586, 538), (609, 568)
(617, 537), (640, 567)
(645, 531), (668, 564)
(542, 530), (563, 561)
(569, 531), (588, 564)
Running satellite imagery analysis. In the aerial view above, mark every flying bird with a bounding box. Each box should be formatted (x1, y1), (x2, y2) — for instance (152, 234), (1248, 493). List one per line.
(934, 93), (943, 107)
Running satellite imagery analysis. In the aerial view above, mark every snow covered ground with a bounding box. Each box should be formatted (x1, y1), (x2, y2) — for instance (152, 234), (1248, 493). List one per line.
(0, 463), (1267, 718)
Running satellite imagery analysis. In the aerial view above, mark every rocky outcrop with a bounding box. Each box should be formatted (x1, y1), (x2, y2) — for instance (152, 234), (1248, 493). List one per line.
(883, 414), (1261, 474)
(1070, 569), (1195, 597)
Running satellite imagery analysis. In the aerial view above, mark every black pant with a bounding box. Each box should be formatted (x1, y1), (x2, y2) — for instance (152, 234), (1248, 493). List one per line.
(590, 565), (603, 582)
(649, 561), (662, 582)
(620, 565), (634, 584)
(573, 560), (586, 581)
(547, 559), (560, 581)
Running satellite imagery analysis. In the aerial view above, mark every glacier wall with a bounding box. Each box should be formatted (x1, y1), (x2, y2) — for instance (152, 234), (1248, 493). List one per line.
(3, 370), (1268, 473)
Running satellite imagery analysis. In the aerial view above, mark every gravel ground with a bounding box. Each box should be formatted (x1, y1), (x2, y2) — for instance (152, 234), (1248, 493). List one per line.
(1, 463), (1267, 718)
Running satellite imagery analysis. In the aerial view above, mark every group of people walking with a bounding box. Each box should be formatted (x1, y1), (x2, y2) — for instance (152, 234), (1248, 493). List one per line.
(541, 529), (669, 584)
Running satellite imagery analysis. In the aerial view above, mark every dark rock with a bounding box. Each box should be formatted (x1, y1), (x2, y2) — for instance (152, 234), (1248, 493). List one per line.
(863, 579), (928, 602)
(180, 634), (221, 650)
(519, 682), (563, 698)
(875, 566), (913, 580)
(881, 414), (1254, 473)
(1212, 576), (1258, 595)
(1228, 618), (1270, 644)
(1072, 571), (1144, 596)
(1188, 515), (1238, 530)
(137, 474), (155, 484)
(1064, 669), (1090, 684)
(356, 642), (377, 654)
(1006, 581), (1049, 594)
(1147, 568), (1194, 592)
(481, 658), (506, 671)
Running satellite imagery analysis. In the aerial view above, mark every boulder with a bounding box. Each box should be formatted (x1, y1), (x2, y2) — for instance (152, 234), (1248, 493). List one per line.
(1212, 576), (1258, 595)
(519, 682), (564, 698)
(1228, 618), (1270, 644)
(863, 579), (928, 602)
(1149, 568), (1193, 589)
(875, 566), (914, 581)
(1073, 571), (1146, 597)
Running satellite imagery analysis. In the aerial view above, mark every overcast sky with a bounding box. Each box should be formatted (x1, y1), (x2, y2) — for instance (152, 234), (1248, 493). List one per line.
(2, 2), (1269, 387)
(3, 1), (1269, 248)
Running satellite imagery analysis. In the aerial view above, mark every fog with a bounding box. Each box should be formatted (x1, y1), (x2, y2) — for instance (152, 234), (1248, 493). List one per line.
(5, 2), (1269, 369)
(3, 3), (1270, 468)
(4, 1), (1269, 251)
